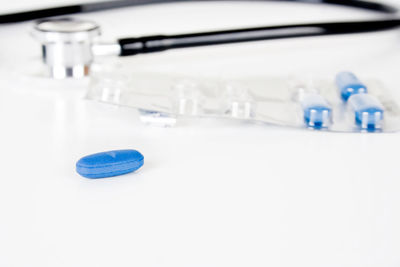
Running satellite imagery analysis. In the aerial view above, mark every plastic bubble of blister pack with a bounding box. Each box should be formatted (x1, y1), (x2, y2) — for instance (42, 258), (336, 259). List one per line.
(86, 67), (400, 133)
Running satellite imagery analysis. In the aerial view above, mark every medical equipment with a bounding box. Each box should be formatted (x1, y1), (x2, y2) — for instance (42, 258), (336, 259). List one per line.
(2, 0), (400, 133)
(0, 0), (398, 78)
(76, 149), (144, 178)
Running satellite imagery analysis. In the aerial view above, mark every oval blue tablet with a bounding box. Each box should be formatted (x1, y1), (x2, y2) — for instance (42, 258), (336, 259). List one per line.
(76, 150), (144, 179)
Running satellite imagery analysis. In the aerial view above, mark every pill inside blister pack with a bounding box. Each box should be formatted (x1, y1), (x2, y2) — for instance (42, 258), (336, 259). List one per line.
(86, 69), (400, 133)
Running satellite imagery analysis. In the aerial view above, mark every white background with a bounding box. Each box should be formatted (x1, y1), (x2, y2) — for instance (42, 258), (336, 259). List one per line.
(1, 1), (400, 266)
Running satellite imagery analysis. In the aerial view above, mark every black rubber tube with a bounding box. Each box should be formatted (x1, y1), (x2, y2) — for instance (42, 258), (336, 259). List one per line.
(117, 19), (400, 55)
(118, 19), (400, 56)
(0, 0), (397, 24)
(2, 0), (399, 57)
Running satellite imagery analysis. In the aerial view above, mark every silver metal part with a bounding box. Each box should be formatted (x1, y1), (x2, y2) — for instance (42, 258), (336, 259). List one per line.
(92, 43), (121, 56)
(33, 18), (101, 78)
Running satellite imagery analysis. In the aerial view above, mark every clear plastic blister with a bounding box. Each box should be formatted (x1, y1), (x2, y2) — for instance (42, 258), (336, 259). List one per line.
(86, 66), (400, 133)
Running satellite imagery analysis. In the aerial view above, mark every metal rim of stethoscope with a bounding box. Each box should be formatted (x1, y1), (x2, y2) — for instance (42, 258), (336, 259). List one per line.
(2, 0), (400, 78)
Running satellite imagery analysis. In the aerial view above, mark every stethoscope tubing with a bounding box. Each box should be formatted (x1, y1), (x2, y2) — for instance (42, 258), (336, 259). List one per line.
(0, 0), (397, 24)
(2, 0), (400, 57)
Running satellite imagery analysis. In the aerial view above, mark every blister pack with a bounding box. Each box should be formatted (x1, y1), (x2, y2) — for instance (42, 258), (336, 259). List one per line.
(86, 67), (400, 133)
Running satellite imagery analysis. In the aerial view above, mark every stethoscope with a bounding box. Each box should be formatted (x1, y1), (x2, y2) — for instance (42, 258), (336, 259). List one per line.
(1, 0), (400, 78)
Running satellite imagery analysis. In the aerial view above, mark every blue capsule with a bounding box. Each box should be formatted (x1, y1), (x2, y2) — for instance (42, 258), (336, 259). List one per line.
(301, 93), (332, 129)
(76, 149), (144, 179)
(336, 72), (367, 101)
(348, 94), (384, 130)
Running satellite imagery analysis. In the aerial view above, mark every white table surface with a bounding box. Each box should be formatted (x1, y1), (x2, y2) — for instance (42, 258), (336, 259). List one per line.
(1, 1), (400, 266)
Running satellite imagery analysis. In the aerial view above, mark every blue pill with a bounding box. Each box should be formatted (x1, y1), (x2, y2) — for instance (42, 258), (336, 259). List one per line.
(348, 94), (384, 130)
(301, 93), (332, 129)
(76, 150), (144, 179)
(336, 72), (367, 101)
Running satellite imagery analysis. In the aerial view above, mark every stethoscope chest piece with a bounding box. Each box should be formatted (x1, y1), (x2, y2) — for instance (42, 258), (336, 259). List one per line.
(33, 19), (100, 78)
